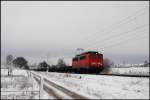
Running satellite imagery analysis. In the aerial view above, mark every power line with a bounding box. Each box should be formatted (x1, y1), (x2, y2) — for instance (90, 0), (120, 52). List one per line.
(87, 7), (148, 39)
(66, 7), (148, 52)
(83, 11), (147, 46)
(85, 24), (148, 49)
(90, 31), (148, 52)
(58, 7), (149, 57)
(85, 27), (148, 50)
(89, 30), (148, 51)
(85, 24), (148, 47)
(70, 28), (148, 56)
(78, 7), (148, 45)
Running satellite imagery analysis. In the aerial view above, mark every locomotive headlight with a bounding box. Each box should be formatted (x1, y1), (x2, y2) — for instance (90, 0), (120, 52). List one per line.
(92, 62), (96, 64)
(98, 62), (102, 65)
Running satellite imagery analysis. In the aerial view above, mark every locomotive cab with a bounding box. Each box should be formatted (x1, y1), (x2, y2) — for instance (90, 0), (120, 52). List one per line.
(89, 52), (103, 68)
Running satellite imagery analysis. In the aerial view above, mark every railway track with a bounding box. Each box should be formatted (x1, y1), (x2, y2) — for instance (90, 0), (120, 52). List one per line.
(33, 75), (89, 99)
(58, 72), (149, 78)
(65, 71), (149, 78)
(99, 73), (149, 78)
(33, 69), (149, 78)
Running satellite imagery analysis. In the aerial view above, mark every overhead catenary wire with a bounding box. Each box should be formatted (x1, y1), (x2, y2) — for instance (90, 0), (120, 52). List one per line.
(78, 6), (148, 45)
(86, 29), (148, 51)
(68, 7), (148, 51)
(61, 7), (149, 58)
(101, 34), (148, 52)
(84, 24), (149, 50)
(87, 31), (148, 52)
(81, 12), (148, 48)
(72, 28), (147, 57)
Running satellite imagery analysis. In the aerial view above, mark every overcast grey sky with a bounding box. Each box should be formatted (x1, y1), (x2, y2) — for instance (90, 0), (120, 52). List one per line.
(1, 1), (149, 65)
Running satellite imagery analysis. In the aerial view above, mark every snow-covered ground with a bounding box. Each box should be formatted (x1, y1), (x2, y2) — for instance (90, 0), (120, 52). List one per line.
(1, 66), (53, 99)
(109, 67), (149, 76)
(38, 71), (149, 99)
(1, 68), (39, 99)
(1, 65), (149, 99)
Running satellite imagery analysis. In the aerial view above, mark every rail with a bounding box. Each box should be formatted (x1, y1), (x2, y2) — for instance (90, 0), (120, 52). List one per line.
(28, 71), (43, 99)
(99, 73), (149, 77)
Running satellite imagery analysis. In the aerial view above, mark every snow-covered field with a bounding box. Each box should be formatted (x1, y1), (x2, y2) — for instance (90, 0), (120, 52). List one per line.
(1, 66), (56, 99)
(110, 67), (149, 76)
(38, 71), (149, 99)
(1, 65), (149, 99)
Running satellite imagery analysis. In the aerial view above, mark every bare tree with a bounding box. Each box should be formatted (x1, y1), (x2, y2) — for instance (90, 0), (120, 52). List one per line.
(57, 58), (66, 68)
(6, 54), (13, 76)
(38, 61), (49, 69)
(144, 60), (149, 67)
(6, 54), (13, 65)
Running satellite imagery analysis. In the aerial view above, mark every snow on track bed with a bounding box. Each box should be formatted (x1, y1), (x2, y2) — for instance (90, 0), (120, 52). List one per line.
(99, 73), (149, 77)
(44, 78), (89, 99)
(33, 74), (89, 99)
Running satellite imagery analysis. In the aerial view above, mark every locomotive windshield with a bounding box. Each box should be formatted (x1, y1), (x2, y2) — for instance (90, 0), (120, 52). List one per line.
(79, 55), (86, 60)
(91, 52), (97, 59)
(73, 57), (78, 61)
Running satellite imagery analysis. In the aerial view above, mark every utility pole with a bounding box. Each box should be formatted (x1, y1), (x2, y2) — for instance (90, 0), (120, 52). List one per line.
(123, 61), (126, 67)
(46, 53), (50, 75)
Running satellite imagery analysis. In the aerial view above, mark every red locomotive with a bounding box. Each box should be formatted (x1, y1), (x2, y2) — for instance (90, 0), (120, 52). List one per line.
(72, 51), (104, 73)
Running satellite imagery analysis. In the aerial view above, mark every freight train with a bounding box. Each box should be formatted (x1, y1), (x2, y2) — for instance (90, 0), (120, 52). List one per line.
(34, 51), (104, 73)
